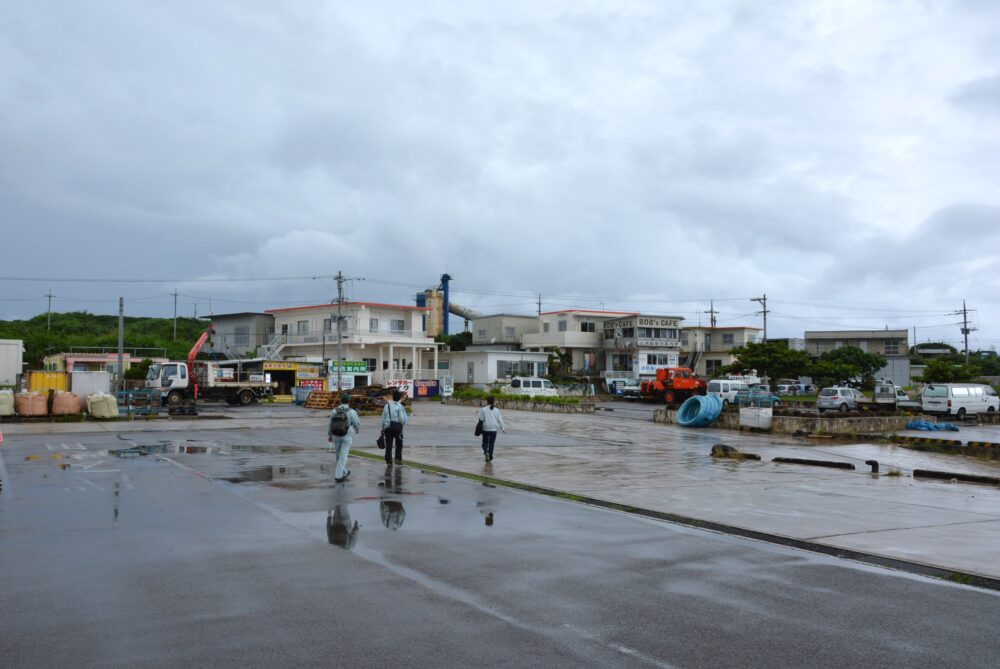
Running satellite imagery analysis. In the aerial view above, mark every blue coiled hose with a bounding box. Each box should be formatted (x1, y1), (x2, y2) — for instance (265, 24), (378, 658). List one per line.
(676, 394), (724, 427)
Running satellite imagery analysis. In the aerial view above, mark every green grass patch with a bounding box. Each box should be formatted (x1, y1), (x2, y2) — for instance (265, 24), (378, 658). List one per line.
(452, 388), (581, 404)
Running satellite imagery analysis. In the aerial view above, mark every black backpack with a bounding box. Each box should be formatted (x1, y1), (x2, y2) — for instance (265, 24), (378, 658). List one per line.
(330, 406), (350, 437)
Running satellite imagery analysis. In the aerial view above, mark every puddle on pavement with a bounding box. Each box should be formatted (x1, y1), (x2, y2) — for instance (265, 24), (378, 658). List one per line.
(109, 441), (304, 458)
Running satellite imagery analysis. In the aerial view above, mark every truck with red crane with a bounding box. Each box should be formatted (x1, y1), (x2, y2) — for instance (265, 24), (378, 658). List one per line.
(638, 367), (708, 405)
(145, 325), (276, 407)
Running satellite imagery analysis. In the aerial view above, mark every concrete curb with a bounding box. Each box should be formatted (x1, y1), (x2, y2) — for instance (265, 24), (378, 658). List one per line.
(891, 435), (964, 447)
(912, 469), (1000, 486)
(351, 450), (1000, 592)
(772, 457), (855, 470)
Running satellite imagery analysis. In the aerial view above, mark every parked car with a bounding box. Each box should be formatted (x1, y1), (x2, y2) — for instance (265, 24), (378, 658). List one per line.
(506, 376), (558, 397)
(735, 385), (782, 407)
(776, 384), (797, 396)
(816, 387), (865, 412)
(707, 379), (749, 405)
(920, 383), (999, 418)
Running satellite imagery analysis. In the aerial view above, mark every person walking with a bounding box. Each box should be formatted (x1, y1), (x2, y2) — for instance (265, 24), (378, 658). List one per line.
(328, 393), (361, 482)
(381, 389), (408, 465)
(477, 396), (505, 462)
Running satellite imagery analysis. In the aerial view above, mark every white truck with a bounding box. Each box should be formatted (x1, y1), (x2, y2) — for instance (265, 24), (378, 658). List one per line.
(146, 360), (276, 406)
(145, 327), (275, 407)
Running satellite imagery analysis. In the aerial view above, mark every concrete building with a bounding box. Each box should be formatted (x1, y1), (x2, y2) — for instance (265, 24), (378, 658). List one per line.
(444, 349), (551, 384)
(264, 301), (442, 387)
(522, 309), (634, 374)
(206, 312), (275, 359)
(42, 350), (168, 377)
(680, 326), (762, 377)
(471, 314), (539, 348)
(602, 314), (684, 380)
(804, 329), (911, 386)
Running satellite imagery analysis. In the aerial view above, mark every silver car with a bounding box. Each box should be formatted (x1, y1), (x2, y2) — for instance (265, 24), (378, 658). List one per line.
(817, 386), (864, 412)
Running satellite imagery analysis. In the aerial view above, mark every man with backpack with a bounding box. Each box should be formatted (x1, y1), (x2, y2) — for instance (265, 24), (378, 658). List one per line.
(380, 389), (408, 465)
(328, 393), (361, 482)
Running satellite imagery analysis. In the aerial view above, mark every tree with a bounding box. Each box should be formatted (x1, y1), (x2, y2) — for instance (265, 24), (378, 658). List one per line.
(918, 359), (983, 383)
(434, 331), (472, 351)
(725, 341), (812, 388)
(547, 347), (573, 381)
(124, 358), (155, 381)
(813, 346), (887, 388)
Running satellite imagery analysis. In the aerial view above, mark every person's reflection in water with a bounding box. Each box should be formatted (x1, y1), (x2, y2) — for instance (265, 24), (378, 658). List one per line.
(327, 505), (360, 549)
(379, 500), (406, 530)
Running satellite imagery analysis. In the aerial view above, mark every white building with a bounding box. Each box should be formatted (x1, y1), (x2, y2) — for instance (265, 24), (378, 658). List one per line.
(445, 349), (551, 384)
(602, 314), (684, 380)
(680, 326), (762, 377)
(522, 309), (633, 373)
(263, 301), (442, 386)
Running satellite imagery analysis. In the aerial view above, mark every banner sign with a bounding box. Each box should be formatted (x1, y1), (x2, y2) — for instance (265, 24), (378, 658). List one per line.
(298, 378), (324, 390)
(264, 361), (297, 371)
(329, 360), (368, 374)
(413, 379), (439, 398)
(386, 379), (411, 397)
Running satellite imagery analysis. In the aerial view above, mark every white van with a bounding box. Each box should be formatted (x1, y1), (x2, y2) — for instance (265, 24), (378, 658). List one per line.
(921, 383), (999, 418)
(707, 379), (749, 406)
(507, 376), (558, 397)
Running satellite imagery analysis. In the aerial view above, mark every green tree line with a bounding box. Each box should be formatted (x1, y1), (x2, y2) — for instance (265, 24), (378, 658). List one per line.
(0, 311), (211, 368)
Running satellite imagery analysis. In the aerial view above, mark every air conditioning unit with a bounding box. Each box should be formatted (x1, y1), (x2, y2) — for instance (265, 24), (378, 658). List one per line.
(441, 345), (451, 352)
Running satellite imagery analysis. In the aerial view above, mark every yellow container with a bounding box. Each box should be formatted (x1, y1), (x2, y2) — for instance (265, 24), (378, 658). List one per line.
(28, 371), (69, 393)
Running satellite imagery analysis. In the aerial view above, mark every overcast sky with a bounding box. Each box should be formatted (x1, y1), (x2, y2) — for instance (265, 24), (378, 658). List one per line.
(2, 1), (998, 349)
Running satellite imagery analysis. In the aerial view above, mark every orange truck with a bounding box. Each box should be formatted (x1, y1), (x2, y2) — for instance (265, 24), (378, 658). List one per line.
(639, 367), (707, 404)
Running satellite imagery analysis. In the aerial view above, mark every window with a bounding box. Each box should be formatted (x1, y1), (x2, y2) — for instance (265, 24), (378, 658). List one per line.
(281, 324), (289, 335)
(581, 322), (595, 333)
(953, 387), (969, 398)
(234, 326), (250, 347)
(722, 333), (734, 345)
(362, 358), (376, 372)
(504, 326), (516, 338)
(478, 329), (486, 338)
(323, 318), (333, 333)
(511, 378), (521, 388)
(543, 322), (550, 333)
(646, 354), (672, 365)
(531, 380), (542, 388)
(604, 328), (615, 340)
(705, 359), (722, 375)
(884, 339), (900, 355)
(558, 321), (567, 332)
(369, 318), (379, 333)
(390, 319), (405, 334)
(421, 315), (426, 332)
(747, 334), (757, 343)
(621, 328), (634, 338)
(681, 331), (689, 345)
(611, 354), (632, 371)
(297, 320), (309, 334)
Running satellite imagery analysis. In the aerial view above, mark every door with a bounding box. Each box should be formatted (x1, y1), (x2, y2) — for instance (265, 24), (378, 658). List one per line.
(467, 362), (475, 383)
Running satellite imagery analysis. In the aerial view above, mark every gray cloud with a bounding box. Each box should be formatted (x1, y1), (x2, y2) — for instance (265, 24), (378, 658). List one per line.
(1, 1), (999, 349)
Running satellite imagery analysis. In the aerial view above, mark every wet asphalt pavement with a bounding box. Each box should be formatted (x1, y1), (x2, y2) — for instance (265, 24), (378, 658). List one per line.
(2, 422), (1000, 668)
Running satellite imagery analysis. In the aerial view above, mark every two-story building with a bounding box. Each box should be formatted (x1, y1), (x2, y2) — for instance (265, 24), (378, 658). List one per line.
(264, 301), (442, 387)
(804, 329), (911, 386)
(205, 312), (276, 359)
(471, 314), (540, 349)
(522, 309), (634, 373)
(680, 326), (762, 377)
(602, 313), (684, 381)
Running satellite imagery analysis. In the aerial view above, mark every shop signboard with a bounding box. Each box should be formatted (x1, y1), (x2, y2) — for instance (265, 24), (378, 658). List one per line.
(264, 361), (297, 371)
(298, 378), (324, 391)
(413, 379), (439, 398)
(329, 360), (368, 374)
(386, 379), (411, 398)
(438, 375), (454, 397)
(330, 375), (355, 391)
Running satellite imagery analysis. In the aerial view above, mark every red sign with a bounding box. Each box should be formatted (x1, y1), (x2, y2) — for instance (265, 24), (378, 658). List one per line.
(298, 379), (324, 390)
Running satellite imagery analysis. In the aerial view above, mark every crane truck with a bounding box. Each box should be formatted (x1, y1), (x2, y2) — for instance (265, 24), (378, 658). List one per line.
(639, 367), (708, 405)
(146, 326), (276, 407)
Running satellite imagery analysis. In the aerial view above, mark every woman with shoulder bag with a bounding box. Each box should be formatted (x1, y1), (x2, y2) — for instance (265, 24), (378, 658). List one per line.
(381, 389), (408, 465)
(477, 396), (505, 462)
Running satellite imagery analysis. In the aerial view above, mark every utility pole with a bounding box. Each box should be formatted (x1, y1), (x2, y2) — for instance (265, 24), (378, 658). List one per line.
(173, 290), (178, 341)
(46, 290), (54, 331)
(336, 271), (345, 392)
(704, 301), (718, 328)
(117, 297), (125, 394)
(537, 294), (542, 317)
(954, 300), (976, 364)
(751, 294), (769, 342)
